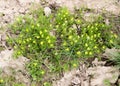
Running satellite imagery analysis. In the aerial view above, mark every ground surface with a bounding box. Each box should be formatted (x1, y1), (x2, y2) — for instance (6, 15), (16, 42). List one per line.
(0, 0), (120, 86)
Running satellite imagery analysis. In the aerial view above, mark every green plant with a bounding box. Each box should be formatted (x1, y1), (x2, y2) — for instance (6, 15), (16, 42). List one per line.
(7, 7), (117, 85)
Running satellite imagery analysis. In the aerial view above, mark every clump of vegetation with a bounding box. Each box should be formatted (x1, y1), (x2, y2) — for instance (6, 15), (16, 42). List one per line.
(7, 7), (118, 85)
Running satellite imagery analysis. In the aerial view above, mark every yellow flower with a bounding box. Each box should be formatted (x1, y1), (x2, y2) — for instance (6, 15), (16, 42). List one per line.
(65, 12), (68, 15)
(50, 24), (52, 27)
(77, 20), (81, 23)
(94, 46), (97, 49)
(39, 31), (42, 35)
(94, 34), (97, 38)
(61, 34), (63, 37)
(50, 44), (54, 47)
(29, 38), (31, 40)
(36, 36), (40, 39)
(65, 48), (70, 51)
(68, 35), (72, 39)
(74, 40), (78, 43)
(55, 52), (58, 55)
(71, 42), (73, 45)
(46, 36), (50, 39)
(63, 42), (67, 46)
(76, 51), (81, 56)
(0, 79), (4, 83)
(37, 23), (40, 27)
(33, 40), (36, 43)
(48, 40), (51, 43)
(41, 34), (44, 38)
(56, 25), (59, 28)
(71, 17), (74, 21)
(102, 46), (106, 49)
(85, 51), (88, 55)
(85, 43), (88, 47)
(32, 25), (34, 28)
(87, 47), (90, 50)
(40, 41), (44, 45)
(26, 39), (29, 42)
(40, 70), (45, 75)
(98, 33), (100, 37)
(73, 63), (77, 67)
(26, 29), (29, 32)
(89, 52), (92, 55)
(44, 29), (48, 33)
(114, 34), (117, 38)
(110, 40), (113, 43)
(33, 63), (37, 66)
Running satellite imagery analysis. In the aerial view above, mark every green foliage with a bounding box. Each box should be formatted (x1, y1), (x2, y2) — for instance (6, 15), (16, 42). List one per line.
(7, 7), (117, 84)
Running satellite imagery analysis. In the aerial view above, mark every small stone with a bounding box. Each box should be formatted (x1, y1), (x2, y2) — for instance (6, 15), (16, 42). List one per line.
(44, 7), (51, 17)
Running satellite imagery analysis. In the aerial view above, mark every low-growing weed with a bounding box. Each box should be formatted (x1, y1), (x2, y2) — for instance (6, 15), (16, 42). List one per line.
(7, 7), (118, 85)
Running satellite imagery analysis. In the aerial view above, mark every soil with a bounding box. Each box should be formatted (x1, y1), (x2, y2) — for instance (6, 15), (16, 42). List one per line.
(0, 0), (120, 86)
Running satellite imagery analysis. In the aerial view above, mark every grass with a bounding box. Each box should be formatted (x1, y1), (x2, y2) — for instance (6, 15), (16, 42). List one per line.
(5, 7), (119, 85)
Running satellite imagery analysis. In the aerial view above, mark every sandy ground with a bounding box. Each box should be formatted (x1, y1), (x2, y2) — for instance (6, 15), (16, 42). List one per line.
(0, 0), (120, 86)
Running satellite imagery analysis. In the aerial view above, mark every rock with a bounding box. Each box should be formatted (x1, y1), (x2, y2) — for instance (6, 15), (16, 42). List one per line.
(44, 7), (51, 17)
(87, 66), (119, 86)
(103, 48), (119, 59)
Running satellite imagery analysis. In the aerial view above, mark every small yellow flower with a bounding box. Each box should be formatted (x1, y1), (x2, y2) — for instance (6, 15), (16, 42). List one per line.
(73, 63), (77, 67)
(32, 25), (34, 28)
(41, 34), (44, 38)
(94, 46), (97, 49)
(89, 52), (92, 55)
(110, 40), (113, 43)
(71, 42), (73, 45)
(48, 40), (51, 43)
(56, 25), (59, 28)
(40, 41), (44, 45)
(33, 63), (37, 66)
(39, 31), (42, 35)
(94, 34), (97, 38)
(114, 34), (117, 38)
(76, 51), (81, 56)
(0, 79), (4, 83)
(71, 17), (74, 21)
(77, 20), (81, 23)
(98, 33), (100, 37)
(26, 39), (29, 42)
(91, 35), (94, 39)
(102, 46), (106, 49)
(50, 24), (52, 27)
(36, 36), (40, 39)
(40, 70), (45, 75)
(26, 29), (29, 32)
(37, 23), (40, 27)
(14, 46), (17, 49)
(50, 44), (54, 47)
(55, 52), (58, 55)
(65, 48), (70, 51)
(85, 43), (88, 47)
(18, 51), (21, 55)
(87, 47), (90, 50)
(68, 35), (72, 39)
(23, 40), (26, 44)
(63, 15), (66, 17)
(63, 42), (67, 46)
(74, 40), (78, 43)
(85, 51), (88, 55)
(29, 38), (31, 40)
(28, 45), (31, 47)
(65, 12), (68, 15)
(44, 29), (48, 33)
(46, 36), (50, 39)
(33, 40), (36, 43)
(61, 34), (64, 37)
